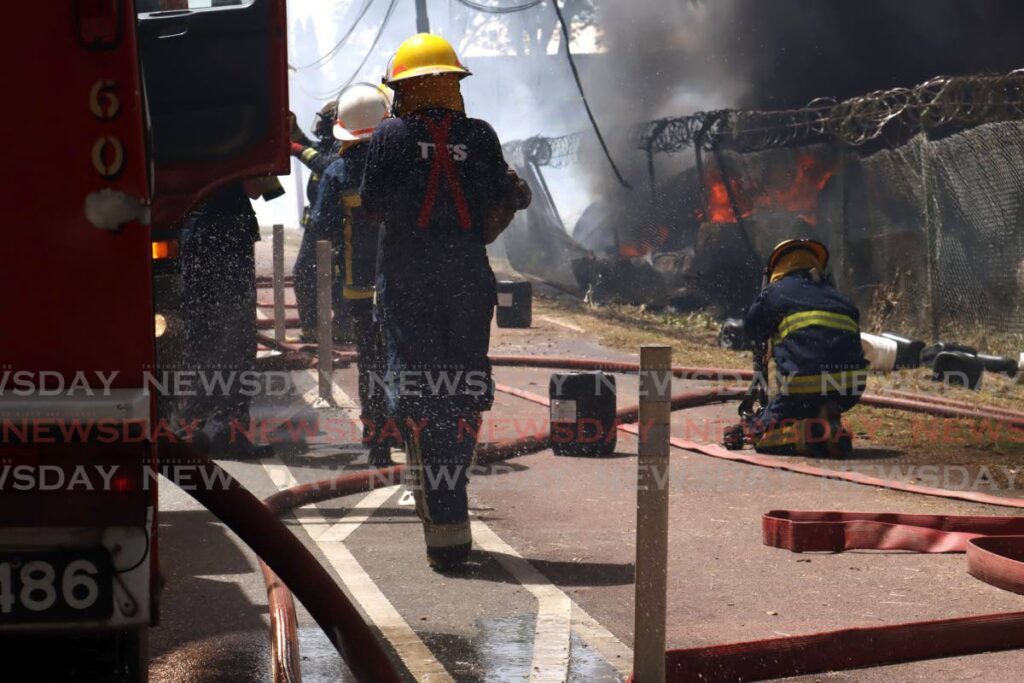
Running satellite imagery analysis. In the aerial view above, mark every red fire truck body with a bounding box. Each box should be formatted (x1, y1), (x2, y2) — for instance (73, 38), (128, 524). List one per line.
(2, 1), (287, 678)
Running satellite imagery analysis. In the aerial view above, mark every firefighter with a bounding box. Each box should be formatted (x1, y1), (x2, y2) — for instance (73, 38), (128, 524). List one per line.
(725, 239), (867, 457)
(291, 102), (346, 342)
(361, 34), (531, 571)
(309, 84), (394, 467)
(178, 177), (283, 458)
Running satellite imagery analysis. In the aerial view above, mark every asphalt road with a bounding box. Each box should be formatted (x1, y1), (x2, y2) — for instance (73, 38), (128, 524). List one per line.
(146, 242), (1024, 681)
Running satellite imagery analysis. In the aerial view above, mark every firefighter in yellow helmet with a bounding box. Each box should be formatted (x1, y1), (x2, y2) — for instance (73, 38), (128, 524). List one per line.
(360, 34), (531, 571)
(724, 238), (867, 457)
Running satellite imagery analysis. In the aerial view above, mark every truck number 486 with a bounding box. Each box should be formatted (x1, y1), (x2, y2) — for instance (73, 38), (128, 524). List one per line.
(0, 560), (100, 612)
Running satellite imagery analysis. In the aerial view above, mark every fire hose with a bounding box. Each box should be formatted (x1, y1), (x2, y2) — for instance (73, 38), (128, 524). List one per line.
(157, 442), (401, 682)
(497, 374), (1024, 682)
(240, 343), (1024, 680)
(256, 384), (741, 682)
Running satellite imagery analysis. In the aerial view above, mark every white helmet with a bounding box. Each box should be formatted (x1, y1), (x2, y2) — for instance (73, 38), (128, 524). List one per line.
(333, 83), (391, 141)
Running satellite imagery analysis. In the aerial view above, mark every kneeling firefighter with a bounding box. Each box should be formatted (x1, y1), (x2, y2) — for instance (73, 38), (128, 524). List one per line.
(724, 239), (867, 457)
(361, 34), (532, 571)
(309, 84), (395, 467)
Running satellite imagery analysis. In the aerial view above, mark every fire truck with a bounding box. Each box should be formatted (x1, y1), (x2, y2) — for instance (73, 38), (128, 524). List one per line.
(3, 1), (287, 679)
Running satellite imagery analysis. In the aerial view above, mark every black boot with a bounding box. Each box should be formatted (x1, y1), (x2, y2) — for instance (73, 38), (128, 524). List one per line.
(427, 543), (472, 573)
(368, 444), (393, 468)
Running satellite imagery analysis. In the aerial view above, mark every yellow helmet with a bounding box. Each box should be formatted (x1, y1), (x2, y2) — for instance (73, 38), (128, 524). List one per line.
(767, 239), (829, 282)
(385, 33), (471, 85)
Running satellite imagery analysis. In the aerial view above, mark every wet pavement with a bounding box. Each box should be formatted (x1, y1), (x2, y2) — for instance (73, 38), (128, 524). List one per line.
(148, 242), (1024, 680)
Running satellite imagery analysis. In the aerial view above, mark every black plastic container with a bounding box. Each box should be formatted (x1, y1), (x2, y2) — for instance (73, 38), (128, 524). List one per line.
(549, 371), (617, 457)
(718, 318), (749, 351)
(921, 342), (977, 367)
(977, 353), (1019, 377)
(880, 332), (925, 369)
(931, 351), (984, 390)
(496, 280), (532, 328)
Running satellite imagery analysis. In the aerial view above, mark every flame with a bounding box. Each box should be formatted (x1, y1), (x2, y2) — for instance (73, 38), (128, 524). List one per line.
(704, 154), (835, 225)
(618, 225), (671, 258)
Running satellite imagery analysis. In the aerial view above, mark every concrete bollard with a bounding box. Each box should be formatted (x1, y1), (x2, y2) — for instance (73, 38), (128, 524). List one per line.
(634, 344), (672, 683)
(316, 240), (333, 403)
(272, 224), (286, 343)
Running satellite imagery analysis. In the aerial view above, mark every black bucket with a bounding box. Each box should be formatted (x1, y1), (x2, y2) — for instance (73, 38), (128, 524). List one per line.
(718, 318), (749, 351)
(880, 332), (925, 369)
(977, 353), (1019, 377)
(496, 280), (532, 328)
(931, 351), (983, 390)
(549, 371), (617, 457)
(921, 342), (977, 367)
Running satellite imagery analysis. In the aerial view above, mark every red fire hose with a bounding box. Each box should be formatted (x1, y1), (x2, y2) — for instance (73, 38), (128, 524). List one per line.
(256, 384), (740, 682)
(157, 442), (402, 682)
(498, 375), (1024, 681)
(875, 387), (1024, 420)
(239, 344), (1024, 680)
(651, 512), (1024, 682)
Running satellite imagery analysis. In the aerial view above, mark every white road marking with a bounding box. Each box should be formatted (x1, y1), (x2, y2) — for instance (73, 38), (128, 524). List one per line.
(318, 486), (396, 543)
(262, 458), (453, 682)
(473, 520), (634, 678)
(539, 315), (585, 333)
(472, 521), (571, 683)
(276, 363), (632, 678)
(289, 368), (357, 410)
(571, 604), (634, 676)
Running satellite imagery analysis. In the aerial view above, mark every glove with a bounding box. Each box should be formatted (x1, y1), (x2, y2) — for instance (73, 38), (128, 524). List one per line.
(290, 141), (306, 157)
(481, 170), (532, 245)
(289, 112), (313, 146)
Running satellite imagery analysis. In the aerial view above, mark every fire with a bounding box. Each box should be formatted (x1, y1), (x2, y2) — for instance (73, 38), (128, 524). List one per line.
(619, 225), (671, 258)
(704, 153), (835, 224)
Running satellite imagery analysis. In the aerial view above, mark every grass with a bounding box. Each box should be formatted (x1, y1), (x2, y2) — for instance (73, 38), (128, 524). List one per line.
(534, 295), (1024, 490)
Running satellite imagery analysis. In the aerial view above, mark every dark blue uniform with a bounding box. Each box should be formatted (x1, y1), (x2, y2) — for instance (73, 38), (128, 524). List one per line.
(178, 184), (259, 452)
(361, 108), (518, 564)
(294, 139), (343, 333)
(744, 270), (867, 435)
(311, 145), (391, 457)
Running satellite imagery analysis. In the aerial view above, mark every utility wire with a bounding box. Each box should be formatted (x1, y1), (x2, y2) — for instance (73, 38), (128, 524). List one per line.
(335, 0), (400, 95)
(292, 0), (399, 101)
(551, 0), (631, 188)
(453, 0), (544, 14)
(293, 0), (378, 71)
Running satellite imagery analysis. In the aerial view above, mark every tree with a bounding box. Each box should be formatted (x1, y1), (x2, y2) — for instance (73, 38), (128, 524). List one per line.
(451, 0), (596, 58)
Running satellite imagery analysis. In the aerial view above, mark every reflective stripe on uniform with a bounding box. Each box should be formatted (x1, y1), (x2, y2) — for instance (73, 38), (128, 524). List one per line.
(404, 431), (473, 549)
(342, 192), (358, 290)
(300, 147), (319, 163)
(778, 370), (868, 395)
(344, 286), (375, 300)
(423, 520), (472, 549)
(772, 309), (859, 344)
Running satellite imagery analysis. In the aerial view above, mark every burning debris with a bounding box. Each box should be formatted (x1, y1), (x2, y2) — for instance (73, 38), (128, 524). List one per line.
(703, 153), (835, 225)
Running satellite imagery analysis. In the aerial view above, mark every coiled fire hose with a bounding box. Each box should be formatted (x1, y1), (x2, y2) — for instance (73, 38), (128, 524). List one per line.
(240, 345), (1024, 681)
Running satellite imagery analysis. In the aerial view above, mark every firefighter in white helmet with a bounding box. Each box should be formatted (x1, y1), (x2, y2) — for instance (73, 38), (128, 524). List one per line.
(309, 83), (395, 466)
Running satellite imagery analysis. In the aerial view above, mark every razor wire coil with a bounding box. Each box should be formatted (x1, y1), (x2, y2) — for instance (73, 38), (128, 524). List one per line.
(633, 70), (1024, 154)
(503, 133), (582, 168)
